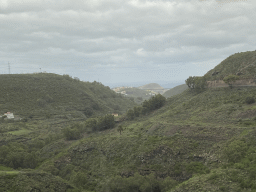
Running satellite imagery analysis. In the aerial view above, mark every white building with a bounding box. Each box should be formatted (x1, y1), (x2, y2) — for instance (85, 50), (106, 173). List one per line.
(4, 112), (14, 119)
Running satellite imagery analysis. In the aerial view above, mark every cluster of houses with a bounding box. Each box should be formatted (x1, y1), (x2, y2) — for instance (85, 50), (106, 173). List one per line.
(0, 112), (14, 119)
(112, 86), (134, 92)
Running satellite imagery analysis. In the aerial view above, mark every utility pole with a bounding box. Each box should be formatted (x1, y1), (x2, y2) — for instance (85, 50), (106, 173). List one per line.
(8, 62), (10, 74)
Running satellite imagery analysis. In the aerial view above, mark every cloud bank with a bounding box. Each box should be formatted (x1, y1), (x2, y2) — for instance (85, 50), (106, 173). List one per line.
(0, 0), (255, 86)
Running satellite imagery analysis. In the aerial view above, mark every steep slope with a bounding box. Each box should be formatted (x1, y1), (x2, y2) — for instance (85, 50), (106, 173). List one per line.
(204, 50), (256, 81)
(163, 84), (188, 98)
(138, 83), (164, 90)
(0, 73), (135, 119)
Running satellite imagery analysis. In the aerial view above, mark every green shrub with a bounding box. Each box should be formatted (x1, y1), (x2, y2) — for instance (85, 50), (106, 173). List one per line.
(127, 109), (135, 120)
(219, 186), (228, 191)
(83, 107), (93, 117)
(245, 97), (255, 104)
(37, 98), (47, 107)
(96, 114), (115, 131)
(44, 94), (54, 103)
(224, 140), (248, 163)
(62, 127), (81, 140)
(208, 172), (219, 183)
(185, 162), (210, 174)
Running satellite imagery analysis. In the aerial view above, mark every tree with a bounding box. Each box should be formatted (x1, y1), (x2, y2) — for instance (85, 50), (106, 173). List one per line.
(194, 76), (207, 92)
(1, 115), (6, 122)
(62, 127), (81, 140)
(133, 106), (142, 117)
(85, 118), (97, 131)
(185, 76), (207, 92)
(83, 107), (94, 117)
(245, 97), (255, 104)
(97, 114), (115, 130)
(185, 76), (195, 89)
(126, 109), (135, 120)
(223, 75), (240, 89)
(117, 125), (123, 135)
(153, 94), (166, 109)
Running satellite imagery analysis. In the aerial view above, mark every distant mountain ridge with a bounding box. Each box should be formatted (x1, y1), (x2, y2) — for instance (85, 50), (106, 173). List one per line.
(138, 83), (164, 90)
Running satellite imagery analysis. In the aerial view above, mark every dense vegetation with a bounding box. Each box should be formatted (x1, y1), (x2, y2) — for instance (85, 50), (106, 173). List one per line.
(1, 51), (256, 191)
(126, 94), (166, 120)
(204, 50), (256, 81)
(2, 83), (256, 191)
(0, 73), (135, 119)
(185, 76), (207, 92)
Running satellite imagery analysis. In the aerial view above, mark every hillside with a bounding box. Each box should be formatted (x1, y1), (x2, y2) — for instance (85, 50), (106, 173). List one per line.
(138, 83), (164, 90)
(2, 52), (256, 191)
(31, 86), (256, 192)
(163, 84), (188, 98)
(1, 83), (256, 191)
(204, 50), (256, 81)
(0, 73), (135, 119)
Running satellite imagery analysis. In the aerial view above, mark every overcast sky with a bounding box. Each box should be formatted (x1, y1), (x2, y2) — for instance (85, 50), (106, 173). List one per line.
(0, 0), (255, 87)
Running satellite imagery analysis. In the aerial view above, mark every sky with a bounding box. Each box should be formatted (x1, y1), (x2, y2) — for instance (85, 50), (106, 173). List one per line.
(0, 0), (255, 88)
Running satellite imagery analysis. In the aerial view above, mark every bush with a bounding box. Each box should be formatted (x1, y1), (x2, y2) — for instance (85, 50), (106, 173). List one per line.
(37, 98), (47, 107)
(96, 114), (115, 131)
(185, 76), (207, 91)
(63, 127), (81, 140)
(83, 107), (93, 117)
(44, 94), (54, 103)
(126, 94), (166, 119)
(185, 162), (210, 174)
(127, 109), (135, 120)
(105, 173), (167, 192)
(245, 97), (255, 104)
(224, 140), (248, 163)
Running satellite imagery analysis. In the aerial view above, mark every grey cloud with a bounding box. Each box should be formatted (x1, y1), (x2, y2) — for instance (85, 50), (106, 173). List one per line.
(0, 0), (256, 84)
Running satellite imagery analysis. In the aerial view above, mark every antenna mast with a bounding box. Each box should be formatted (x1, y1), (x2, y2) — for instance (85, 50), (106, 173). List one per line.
(8, 62), (10, 74)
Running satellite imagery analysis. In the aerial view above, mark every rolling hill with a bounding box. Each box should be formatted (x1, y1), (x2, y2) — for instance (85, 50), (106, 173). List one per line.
(204, 50), (256, 81)
(163, 84), (188, 98)
(0, 73), (135, 119)
(138, 83), (164, 90)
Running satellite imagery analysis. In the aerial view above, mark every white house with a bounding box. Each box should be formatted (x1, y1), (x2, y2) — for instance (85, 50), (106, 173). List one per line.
(4, 112), (14, 119)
